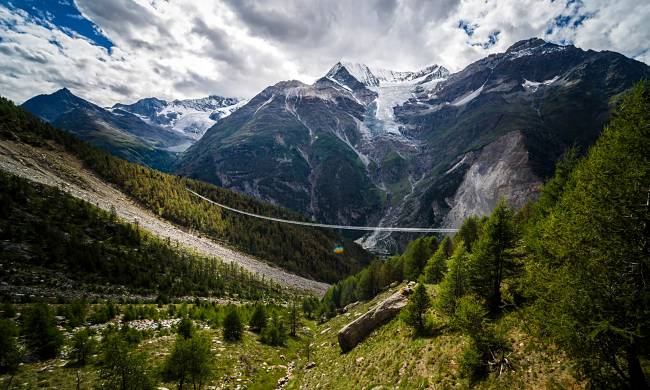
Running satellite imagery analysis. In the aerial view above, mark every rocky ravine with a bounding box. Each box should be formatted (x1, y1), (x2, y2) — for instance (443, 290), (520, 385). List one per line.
(0, 139), (329, 295)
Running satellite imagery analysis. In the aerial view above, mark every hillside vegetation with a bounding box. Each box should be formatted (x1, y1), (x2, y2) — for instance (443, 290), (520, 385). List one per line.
(0, 97), (373, 283)
(301, 81), (649, 389)
(0, 171), (288, 300)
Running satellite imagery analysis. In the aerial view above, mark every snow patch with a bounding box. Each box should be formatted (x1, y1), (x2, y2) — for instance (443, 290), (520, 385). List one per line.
(522, 76), (560, 92)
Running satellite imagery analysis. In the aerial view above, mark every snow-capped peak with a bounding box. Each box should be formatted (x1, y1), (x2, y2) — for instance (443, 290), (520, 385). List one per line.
(113, 95), (246, 140)
(326, 61), (450, 87)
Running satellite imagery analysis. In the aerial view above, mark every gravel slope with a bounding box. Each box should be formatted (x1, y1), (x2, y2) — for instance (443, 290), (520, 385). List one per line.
(0, 139), (329, 295)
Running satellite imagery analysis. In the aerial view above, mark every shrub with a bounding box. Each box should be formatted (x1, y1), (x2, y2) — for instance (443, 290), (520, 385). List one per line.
(0, 318), (22, 374)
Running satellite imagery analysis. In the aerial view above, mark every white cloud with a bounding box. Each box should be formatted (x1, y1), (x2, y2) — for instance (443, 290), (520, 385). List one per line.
(0, 0), (648, 106)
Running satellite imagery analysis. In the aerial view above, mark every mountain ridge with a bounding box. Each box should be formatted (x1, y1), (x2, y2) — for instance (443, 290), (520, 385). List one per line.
(177, 38), (650, 253)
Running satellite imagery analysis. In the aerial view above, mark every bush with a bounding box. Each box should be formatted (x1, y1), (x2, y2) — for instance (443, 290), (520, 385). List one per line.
(260, 315), (287, 346)
(223, 308), (243, 341)
(59, 299), (88, 328)
(0, 318), (22, 374)
(21, 303), (64, 359)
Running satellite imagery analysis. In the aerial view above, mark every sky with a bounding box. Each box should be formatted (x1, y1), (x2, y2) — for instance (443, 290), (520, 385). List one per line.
(0, 0), (648, 106)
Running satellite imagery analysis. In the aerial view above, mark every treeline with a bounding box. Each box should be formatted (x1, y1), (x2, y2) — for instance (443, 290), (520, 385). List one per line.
(321, 82), (650, 388)
(0, 97), (373, 283)
(0, 171), (287, 300)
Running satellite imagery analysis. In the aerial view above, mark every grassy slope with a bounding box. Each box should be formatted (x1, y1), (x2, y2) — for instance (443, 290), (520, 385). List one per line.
(287, 284), (582, 390)
(0, 304), (313, 389)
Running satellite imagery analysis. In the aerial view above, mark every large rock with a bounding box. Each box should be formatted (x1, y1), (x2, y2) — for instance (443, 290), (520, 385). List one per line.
(338, 284), (414, 352)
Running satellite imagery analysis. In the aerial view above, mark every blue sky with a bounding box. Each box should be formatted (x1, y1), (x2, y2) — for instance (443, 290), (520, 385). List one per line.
(4, 0), (113, 49)
(0, 0), (648, 106)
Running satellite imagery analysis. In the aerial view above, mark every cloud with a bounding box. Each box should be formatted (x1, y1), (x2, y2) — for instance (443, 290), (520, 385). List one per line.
(0, 0), (648, 107)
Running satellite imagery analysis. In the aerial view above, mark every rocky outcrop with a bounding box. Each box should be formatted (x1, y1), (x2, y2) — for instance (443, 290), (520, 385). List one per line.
(443, 131), (542, 228)
(338, 283), (414, 352)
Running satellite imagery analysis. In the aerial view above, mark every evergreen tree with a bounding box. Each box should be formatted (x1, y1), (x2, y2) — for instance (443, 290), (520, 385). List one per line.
(402, 236), (438, 281)
(526, 82), (650, 389)
(100, 331), (153, 390)
(422, 236), (453, 284)
(455, 216), (481, 252)
(467, 200), (517, 312)
(177, 318), (194, 340)
(71, 328), (96, 366)
(437, 242), (471, 314)
(260, 314), (287, 346)
(163, 332), (213, 390)
(222, 308), (243, 341)
(248, 305), (267, 333)
(402, 284), (431, 334)
(0, 318), (22, 374)
(21, 303), (64, 360)
(301, 297), (318, 320)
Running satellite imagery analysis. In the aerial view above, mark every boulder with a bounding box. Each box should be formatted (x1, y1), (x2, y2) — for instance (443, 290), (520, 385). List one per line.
(337, 285), (414, 352)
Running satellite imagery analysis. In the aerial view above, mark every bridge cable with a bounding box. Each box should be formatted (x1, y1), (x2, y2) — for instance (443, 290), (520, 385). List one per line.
(187, 188), (459, 233)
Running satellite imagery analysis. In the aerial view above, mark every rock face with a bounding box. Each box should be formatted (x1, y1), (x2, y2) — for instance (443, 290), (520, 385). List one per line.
(338, 284), (414, 352)
(442, 131), (542, 227)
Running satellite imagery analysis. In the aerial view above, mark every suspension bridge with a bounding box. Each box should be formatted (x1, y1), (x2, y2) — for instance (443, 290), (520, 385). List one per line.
(187, 188), (459, 233)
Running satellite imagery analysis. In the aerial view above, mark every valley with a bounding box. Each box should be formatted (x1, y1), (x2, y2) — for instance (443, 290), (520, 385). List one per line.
(1, 1), (649, 386)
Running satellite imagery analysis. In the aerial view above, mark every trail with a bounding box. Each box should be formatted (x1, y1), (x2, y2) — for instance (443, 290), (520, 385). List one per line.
(0, 139), (329, 295)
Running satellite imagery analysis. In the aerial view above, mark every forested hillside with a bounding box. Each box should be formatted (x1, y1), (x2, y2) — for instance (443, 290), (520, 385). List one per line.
(0, 97), (373, 283)
(306, 81), (649, 388)
(0, 171), (288, 300)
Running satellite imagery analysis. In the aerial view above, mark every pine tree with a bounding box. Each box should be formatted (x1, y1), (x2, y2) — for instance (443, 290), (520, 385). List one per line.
(422, 236), (453, 284)
(402, 284), (431, 334)
(437, 242), (471, 314)
(222, 308), (243, 341)
(248, 305), (267, 333)
(468, 200), (517, 312)
(22, 303), (64, 360)
(526, 81), (650, 388)
(164, 332), (213, 390)
(402, 236), (438, 281)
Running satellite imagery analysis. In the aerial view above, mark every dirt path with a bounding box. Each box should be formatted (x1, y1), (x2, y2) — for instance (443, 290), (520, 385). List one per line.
(0, 139), (329, 295)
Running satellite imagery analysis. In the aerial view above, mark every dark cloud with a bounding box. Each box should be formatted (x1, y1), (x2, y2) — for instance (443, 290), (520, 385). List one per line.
(222, 0), (333, 44)
(189, 17), (246, 68)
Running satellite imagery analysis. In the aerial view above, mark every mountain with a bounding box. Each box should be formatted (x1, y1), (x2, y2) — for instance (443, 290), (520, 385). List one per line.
(177, 38), (650, 253)
(21, 89), (245, 172)
(22, 88), (192, 171)
(113, 95), (246, 140)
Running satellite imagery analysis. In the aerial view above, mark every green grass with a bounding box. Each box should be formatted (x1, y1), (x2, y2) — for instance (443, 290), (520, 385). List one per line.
(1, 288), (584, 389)
(0, 303), (316, 389)
(286, 284), (583, 389)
